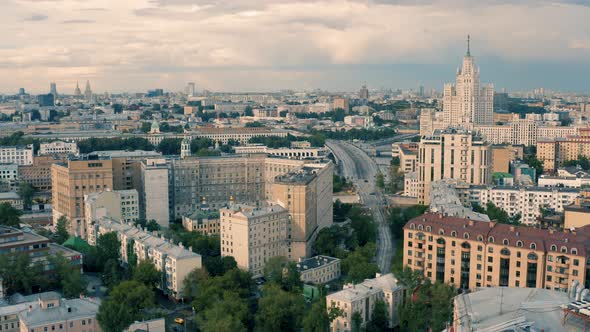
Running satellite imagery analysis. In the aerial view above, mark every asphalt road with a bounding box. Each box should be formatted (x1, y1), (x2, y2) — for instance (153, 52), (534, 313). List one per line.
(327, 140), (393, 273)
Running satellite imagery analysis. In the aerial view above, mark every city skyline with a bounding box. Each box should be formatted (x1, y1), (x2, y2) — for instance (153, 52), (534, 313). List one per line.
(2, 0), (590, 94)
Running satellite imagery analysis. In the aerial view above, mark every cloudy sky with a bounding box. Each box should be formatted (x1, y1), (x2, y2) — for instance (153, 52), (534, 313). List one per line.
(1, 0), (590, 94)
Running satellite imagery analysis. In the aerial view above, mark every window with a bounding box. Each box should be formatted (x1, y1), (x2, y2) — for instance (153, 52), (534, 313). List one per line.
(439, 229), (445, 235)
(426, 226), (432, 232)
(418, 224), (423, 231)
(488, 236), (494, 243)
(477, 235), (484, 241)
(410, 224), (415, 230)
(503, 239), (509, 246)
(530, 243), (536, 250)
(463, 233), (469, 239)
(516, 241), (523, 247)
(451, 231), (457, 237)
(561, 246), (568, 253)
(550, 245), (557, 251)
(572, 248), (578, 255)
(488, 247), (494, 253)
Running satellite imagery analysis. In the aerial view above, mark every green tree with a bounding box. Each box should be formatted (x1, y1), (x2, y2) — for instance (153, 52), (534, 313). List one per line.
(366, 299), (389, 332)
(303, 298), (329, 332)
(157, 138), (182, 155)
(97, 232), (120, 266)
(101, 258), (122, 289)
(264, 256), (302, 292)
(49, 254), (87, 298)
(341, 244), (379, 283)
(0, 202), (21, 227)
(351, 311), (363, 332)
(255, 284), (305, 332)
(0, 254), (47, 295)
(376, 172), (385, 189)
(18, 182), (36, 210)
(133, 260), (161, 289)
(97, 280), (155, 332)
(55, 216), (69, 244)
(197, 291), (249, 332)
(244, 106), (253, 116)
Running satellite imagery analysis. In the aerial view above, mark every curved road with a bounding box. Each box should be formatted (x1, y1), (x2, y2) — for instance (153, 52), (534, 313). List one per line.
(327, 140), (392, 273)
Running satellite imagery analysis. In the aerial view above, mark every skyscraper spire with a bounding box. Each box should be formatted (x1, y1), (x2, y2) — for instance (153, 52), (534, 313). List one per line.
(466, 34), (471, 57)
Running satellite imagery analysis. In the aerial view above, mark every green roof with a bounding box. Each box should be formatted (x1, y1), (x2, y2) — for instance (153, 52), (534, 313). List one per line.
(62, 236), (91, 251)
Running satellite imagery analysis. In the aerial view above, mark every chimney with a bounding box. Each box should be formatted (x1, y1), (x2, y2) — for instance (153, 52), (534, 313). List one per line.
(550, 229), (554, 234)
(489, 222), (496, 228)
(468, 220), (474, 226)
(509, 226), (515, 232)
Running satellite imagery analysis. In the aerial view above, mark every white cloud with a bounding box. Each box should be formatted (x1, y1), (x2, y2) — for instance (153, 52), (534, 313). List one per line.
(1, 0), (590, 93)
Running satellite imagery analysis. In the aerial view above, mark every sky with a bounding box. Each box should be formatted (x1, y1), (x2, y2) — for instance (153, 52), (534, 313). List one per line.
(1, 0), (590, 94)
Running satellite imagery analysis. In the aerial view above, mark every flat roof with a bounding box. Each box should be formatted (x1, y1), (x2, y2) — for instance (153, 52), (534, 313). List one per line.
(297, 255), (339, 271)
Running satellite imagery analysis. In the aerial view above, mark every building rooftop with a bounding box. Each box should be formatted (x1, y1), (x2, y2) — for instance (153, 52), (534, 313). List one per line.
(89, 150), (163, 158)
(454, 287), (569, 331)
(327, 273), (402, 303)
(297, 255), (339, 272)
(0, 191), (20, 200)
(19, 297), (101, 327)
(275, 166), (319, 185)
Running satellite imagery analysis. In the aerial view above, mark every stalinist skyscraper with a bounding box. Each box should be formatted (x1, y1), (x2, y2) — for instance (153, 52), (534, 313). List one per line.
(442, 36), (494, 126)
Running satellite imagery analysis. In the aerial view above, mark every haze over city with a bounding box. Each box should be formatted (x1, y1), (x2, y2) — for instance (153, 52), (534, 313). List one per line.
(2, 0), (590, 93)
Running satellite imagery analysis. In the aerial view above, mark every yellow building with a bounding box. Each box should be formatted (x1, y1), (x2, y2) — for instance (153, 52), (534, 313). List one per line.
(491, 144), (524, 173)
(404, 213), (590, 291)
(538, 130), (590, 173)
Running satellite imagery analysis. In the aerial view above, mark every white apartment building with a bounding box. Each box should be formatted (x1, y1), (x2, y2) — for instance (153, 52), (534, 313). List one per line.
(233, 144), (326, 159)
(220, 204), (289, 276)
(297, 255), (341, 285)
(463, 186), (580, 225)
(538, 175), (590, 188)
(140, 159), (169, 228)
(0, 163), (18, 191)
(0, 145), (33, 166)
(84, 189), (139, 229)
(474, 122), (578, 146)
(38, 141), (79, 156)
(403, 171), (419, 198)
(442, 37), (494, 126)
(90, 218), (202, 299)
(327, 273), (406, 332)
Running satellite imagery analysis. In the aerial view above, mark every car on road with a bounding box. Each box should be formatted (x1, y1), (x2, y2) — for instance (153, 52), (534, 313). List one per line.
(364, 179), (368, 183)
(174, 318), (185, 325)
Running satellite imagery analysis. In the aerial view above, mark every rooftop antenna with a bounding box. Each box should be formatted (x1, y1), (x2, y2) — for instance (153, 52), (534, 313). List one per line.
(466, 34), (471, 57)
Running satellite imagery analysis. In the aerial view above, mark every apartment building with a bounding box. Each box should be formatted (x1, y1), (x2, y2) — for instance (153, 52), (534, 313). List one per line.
(491, 144), (524, 173)
(403, 213), (590, 291)
(140, 159), (169, 228)
(417, 128), (492, 205)
(19, 155), (65, 192)
(181, 205), (220, 235)
(220, 204), (289, 276)
(403, 171), (419, 198)
(51, 157), (114, 237)
(84, 189), (139, 228)
(233, 145), (326, 159)
(272, 163), (334, 259)
(90, 218), (202, 299)
(297, 255), (341, 285)
(0, 145), (33, 166)
(187, 127), (289, 144)
(462, 185), (579, 225)
(38, 141), (79, 156)
(18, 293), (101, 332)
(419, 109), (445, 136)
(0, 163), (18, 191)
(0, 192), (23, 210)
(538, 131), (590, 173)
(326, 273), (405, 332)
(474, 121), (578, 147)
(333, 96), (349, 112)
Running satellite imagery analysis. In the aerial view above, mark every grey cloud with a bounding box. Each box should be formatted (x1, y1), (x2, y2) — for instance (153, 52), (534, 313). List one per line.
(79, 8), (109, 12)
(61, 19), (95, 24)
(24, 14), (48, 21)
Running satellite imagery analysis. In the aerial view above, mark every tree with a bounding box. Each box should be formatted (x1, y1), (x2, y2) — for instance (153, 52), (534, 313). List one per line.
(49, 254), (87, 298)
(197, 291), (249, 332)
(366, 299), (389, 332)
(244, 106), (253, 116)
(101, 259), (122, 289)
(351, 311), (363, 332)
(55, 216), (69, 244)
(0, 254), (47, 295)
(157, 138), (182, 155)
(376, 172), (385, 189)
(255, 284), (304, 332)
(18, 182), (36, 210)
(263, 256), (302, 292)
(341, 244), (379, 283)
(0, 202), (21, 227)
(97, 280), (155, 332)
(302, 298), (329, 332)
(133, 260), (161, 289)
(97, 232), (120, 266)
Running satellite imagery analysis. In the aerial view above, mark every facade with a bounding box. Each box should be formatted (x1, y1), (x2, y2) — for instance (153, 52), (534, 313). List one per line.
(419, 108), (445, 136)
(398, 144), (418, 173)
(19, 156), (64, 192)
(0, 192), (23, 210)
(417, 129), (492, 205)
(326, 273), (405, 332)
(297, 255), (341, 285)
(537, 131), (590, 173)
(84, 189), (139, 228)
(186, 127), (288, 144)
(491, 144), (524, 173)
(0, 163), (19, 191)
(38, 141), (79, 156)
(333, 96), (349, 112)
(140, 159), (169, 228)
(0, 145), (33, 166)
(90, 218), (202, 298)
(220, 204), (289, 276)
(403, 171), (419, 197)
(442, 38), (494, 126)
(51, 157), (114, 237)
(403, 213), (590, 291)
(181, 208), (220, 235)
(233, 145), (326, 159)
(18, 293), (101, 332)
(474, 121), (578, 147)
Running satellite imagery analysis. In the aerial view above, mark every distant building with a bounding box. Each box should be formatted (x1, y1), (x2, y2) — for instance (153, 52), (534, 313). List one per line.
(19, 155), (64, 192)
(0, 145), (34, 166)
(327, 273), (405, 332)
(37, 94), (54, 107)
(0, 163), (19, 191)
(84, 81), (92, 102)
(84, 189), (139, 227)
(443, 36), (494, 126)
(359, 85), (369, 100)
(39, 141), (79, 156)
(297, 255), (341, 285)
(537, 129), (590, 173)
(491, 144), (524, 173)
(49, 82), (57, 99)
(0, 192), (23, 210)
(333, 96), (349, 112)
(125, 318), (165, 332)
(140, 159), (169, 228)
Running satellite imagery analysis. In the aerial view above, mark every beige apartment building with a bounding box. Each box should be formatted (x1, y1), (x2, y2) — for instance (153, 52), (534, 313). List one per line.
(51, 157), (114, 237)
(326, 273), (406, 332)
(417, 129), (492, 205)
(491, 144), (524, 173)
(38, 141), (79, 156)
(19, 155), (65, 192)
(272, 163), (333, 259)
(403, 213), (590, 291)
(84, 189), (139, 229)
(297, 255), (341, 285)
(18, 293), (101, 332)
(220, 204), (289, 276)
(140, 158), (170, 228)
(538, 129), (590, 173)
(90, 218), (202, 299)
(333, 96), (350, 112)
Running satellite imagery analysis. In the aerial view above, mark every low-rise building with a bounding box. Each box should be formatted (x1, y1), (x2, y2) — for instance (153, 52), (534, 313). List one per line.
(18, 293), (101, 332)
(84, 189), (139, 229)
(18, 155), (64, 193)
(326, 273), (405, 332)
(233, 145), (326, 159)
(89, 218), (201, 299)
(125, 318), (165, 332)
(403, 171), (419, 198)
(0, 145), (33, 166)
(182, 208), (220, 235)
(0, 192), (23, 210)
(0, 163), (18, 191)
(297, 255), (341, 285)
(38, 141), (79, 156)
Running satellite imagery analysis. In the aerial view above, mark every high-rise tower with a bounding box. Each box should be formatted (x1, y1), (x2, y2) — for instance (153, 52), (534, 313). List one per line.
(84, 80), (93, 102)
(74, 82), (81, 97)
(442, 36), (494, 126)
(50, 82), (57, 99)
